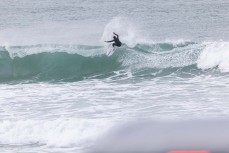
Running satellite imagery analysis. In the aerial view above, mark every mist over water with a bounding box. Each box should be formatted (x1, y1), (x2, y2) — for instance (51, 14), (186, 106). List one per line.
(1, 0), (229, 153)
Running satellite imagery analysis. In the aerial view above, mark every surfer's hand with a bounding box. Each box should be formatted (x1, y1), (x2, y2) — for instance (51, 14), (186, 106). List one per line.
(113, 32), (118, 36)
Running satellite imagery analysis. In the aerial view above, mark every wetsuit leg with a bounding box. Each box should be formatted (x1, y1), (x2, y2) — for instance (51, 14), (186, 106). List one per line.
(112, 43), (121, 47)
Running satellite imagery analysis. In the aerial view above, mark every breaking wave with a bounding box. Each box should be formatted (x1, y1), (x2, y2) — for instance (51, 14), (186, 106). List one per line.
(0, 41), (229, 83)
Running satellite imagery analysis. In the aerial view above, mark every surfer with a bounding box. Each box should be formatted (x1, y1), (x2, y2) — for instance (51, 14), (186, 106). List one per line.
(105, 32), (122, 47)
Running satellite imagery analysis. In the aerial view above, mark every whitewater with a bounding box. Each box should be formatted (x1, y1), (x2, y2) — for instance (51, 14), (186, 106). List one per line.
(1, 0), (229, 153)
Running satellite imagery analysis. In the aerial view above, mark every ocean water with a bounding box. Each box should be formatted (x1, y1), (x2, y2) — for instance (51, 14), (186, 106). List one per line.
(1, 0), (229, 153)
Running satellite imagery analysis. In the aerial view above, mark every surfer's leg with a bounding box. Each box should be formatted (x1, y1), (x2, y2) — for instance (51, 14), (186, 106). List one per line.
(112, 43), (119, 47)
(112, 42), (121, 47)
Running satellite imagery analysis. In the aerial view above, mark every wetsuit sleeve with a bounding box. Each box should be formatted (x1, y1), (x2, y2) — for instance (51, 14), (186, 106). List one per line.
(114, 33), (119, 38)
(105, 40), (114, 43)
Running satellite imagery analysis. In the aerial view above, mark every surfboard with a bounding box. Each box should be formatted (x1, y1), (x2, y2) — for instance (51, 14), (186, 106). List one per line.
(106, 44), (116, 56)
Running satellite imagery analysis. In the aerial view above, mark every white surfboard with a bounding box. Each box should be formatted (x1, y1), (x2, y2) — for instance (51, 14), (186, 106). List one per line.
(106, 44), (116, 56)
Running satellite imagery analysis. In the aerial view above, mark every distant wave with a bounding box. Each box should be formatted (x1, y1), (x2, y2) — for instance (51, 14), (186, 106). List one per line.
(0, 41), (228, 83)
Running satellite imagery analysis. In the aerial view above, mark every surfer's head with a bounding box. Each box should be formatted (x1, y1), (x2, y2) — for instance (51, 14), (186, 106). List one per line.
(113, 36), (117, 39)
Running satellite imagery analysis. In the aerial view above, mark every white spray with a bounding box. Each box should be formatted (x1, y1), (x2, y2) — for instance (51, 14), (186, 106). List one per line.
(101, 17), (139, 48)
(197, 41), (229, 72)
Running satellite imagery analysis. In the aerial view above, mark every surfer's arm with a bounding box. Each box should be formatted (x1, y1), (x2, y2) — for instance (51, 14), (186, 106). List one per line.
(105, 40), (114, 43)
(113, 32), (119, 38)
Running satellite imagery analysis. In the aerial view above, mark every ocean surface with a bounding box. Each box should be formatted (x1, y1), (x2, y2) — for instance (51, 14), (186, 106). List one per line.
(1, 0), (229, 153)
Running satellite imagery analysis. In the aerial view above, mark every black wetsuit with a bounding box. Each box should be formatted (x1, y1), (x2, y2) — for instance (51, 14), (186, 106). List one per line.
(105, 33), (122, 47)
(112, 36), (122, 47)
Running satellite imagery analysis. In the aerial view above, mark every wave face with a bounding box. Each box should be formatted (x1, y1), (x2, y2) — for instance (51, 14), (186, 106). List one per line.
(0, 45), (120, 82)
(0, 41), (228, 83)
